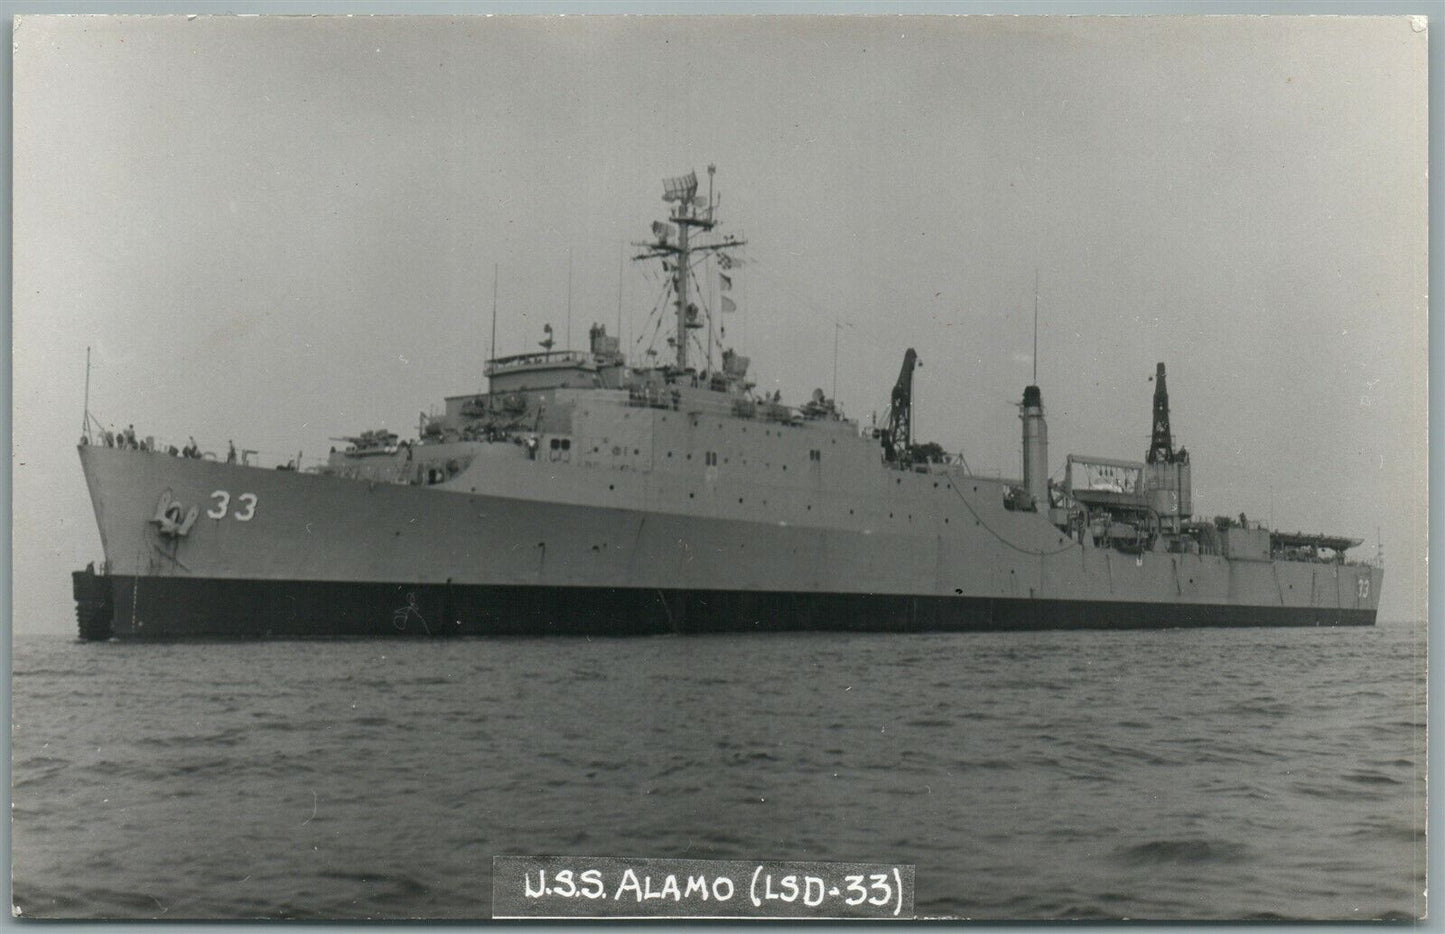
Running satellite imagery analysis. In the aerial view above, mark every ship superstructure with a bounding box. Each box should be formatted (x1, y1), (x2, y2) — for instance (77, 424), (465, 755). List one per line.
(72, 169), (1381, 639)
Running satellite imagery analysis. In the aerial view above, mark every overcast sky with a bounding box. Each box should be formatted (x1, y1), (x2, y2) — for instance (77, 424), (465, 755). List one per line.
(13, 14), (1427, 629)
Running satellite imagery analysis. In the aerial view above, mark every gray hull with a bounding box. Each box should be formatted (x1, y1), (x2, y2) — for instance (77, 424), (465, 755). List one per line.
(74, 446), (1381, 639)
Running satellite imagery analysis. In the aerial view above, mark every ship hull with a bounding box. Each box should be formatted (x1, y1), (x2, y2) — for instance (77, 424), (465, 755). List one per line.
(73, 446), (1382, 639)
(83, 574), (1377, 640)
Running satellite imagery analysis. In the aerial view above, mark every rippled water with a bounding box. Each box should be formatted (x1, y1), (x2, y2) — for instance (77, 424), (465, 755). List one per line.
(11, 622), (1425, 920)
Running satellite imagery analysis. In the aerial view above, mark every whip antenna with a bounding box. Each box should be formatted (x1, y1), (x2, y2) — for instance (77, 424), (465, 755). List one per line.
(1033, 268), (1039, 385)
(489, 264), (499, 366)
(82, 345), (91, 443)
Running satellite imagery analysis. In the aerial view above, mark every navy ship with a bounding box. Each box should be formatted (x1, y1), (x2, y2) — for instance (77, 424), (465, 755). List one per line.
(72, 168), (1382, 639)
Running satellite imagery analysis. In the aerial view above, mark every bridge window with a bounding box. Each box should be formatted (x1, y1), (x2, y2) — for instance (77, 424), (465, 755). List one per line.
(705, 452), (718, 466)
(809, 449), (821, 462)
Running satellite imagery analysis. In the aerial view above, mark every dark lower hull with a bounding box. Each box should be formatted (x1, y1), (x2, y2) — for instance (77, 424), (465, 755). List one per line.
(74, 571), (1377, 640)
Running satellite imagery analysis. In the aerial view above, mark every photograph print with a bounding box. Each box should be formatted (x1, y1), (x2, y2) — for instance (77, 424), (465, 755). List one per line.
(10, 12), (1427, 920)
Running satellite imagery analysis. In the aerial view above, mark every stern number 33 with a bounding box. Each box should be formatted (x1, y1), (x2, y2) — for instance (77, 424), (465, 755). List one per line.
(207, 490), (258, 522)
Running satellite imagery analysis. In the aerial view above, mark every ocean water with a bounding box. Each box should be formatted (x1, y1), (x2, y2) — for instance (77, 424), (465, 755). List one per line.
(11, 622), (1425, 921)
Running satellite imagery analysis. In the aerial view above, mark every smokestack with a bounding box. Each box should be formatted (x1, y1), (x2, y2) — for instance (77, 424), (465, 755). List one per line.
(1147, 362), (1173, 465)
(1020, 384), (1048, 510)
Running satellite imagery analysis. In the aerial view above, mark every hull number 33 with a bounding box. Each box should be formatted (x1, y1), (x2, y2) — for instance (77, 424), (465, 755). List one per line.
(208, 490), (258, 522)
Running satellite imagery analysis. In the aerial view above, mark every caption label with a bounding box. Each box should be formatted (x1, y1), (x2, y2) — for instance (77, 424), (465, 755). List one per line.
(492, 855), (914, 919)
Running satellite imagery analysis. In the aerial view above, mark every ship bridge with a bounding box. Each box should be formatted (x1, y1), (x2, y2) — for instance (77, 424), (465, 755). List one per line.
(484, 350), (600, 392)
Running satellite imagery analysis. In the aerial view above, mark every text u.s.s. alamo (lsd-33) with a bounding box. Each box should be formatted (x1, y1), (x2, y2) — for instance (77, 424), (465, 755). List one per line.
(491, 856), (914, 919)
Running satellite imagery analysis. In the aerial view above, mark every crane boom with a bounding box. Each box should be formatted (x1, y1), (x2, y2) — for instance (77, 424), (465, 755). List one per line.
(881, 348), (918, 464)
